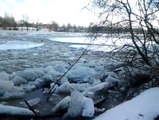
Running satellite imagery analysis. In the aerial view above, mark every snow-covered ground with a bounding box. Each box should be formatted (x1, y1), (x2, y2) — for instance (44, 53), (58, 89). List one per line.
(94, 88), (159, 120)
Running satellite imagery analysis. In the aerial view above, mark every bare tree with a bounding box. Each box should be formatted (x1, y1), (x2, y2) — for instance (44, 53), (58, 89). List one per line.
(90, 0), (159, 66)
(22, 14), (29, 31)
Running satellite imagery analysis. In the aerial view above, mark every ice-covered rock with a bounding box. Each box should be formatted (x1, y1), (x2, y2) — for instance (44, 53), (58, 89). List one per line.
(11, 76), (27, 86)
(0, 80), (14, 91)
(20, 98), (41, 107)
(67, 66), (96, 83)
(0, 71), (9, 81)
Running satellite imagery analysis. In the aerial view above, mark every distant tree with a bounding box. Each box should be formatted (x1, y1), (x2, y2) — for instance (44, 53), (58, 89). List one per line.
(22, 14), (29, 31)
(1, 14), (17, 29)
(50, 21), (59, 31)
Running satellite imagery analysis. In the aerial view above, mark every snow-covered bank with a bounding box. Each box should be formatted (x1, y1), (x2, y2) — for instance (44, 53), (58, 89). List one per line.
(94, 88), (159, 120)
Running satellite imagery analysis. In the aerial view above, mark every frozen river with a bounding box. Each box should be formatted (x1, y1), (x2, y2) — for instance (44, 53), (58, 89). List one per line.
(0, 30), (133, 73)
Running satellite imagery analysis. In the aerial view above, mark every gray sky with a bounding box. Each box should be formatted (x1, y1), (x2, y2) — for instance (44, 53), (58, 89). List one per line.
(0, 0), (98, 26)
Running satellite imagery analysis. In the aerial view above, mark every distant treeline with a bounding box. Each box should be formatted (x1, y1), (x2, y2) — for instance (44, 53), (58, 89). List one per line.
(0, 15), (87, 32)
(1, 15), (158, 33)
(88, 25), (159, 34)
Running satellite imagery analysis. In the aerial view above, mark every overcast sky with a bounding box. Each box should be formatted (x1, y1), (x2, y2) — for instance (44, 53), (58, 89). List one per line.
(0, 0), (98, 26)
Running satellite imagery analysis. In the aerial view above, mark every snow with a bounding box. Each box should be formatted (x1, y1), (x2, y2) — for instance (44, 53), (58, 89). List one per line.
(0, 41), (44, 50)
(94, 87), (159, 120)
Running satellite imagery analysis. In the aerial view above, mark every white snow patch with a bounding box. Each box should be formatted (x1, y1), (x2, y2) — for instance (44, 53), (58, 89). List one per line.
(94, 87), (159, 120)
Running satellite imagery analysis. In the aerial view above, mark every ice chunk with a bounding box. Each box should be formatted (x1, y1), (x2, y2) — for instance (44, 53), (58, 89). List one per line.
(11, 76), (27, 86)
(71, 83), (90, 92)
(82, 97), (94, 117)
(0, 80), (14, 90)
(52, 96), (71, 113)
(59, 77), (69, 84)
(0, 71), (9, 81)
(16, 71), (38, 81)
(56, 82), (73, 94)
(65, 90), (94, 118)
(24, 85), (36, 92)
(53, 64), (66, 73)
(0, 104), (34, 116)
(25, 68), (45, 77)
(15, 68), (45, 82)
(68, 66), (96, 83)
(66, 91), (84, 117)
(42, 69), (62, 82)
(1, 91), (25, 100)
(87, 82), (109, 92)
(83, 76), (95, 84)
(56, 82), (90, 94)
(104, 75), (119, 84)
(104, 72), (118, 78)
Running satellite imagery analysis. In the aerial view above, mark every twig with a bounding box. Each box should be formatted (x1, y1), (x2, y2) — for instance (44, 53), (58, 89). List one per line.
(24, 100), (38, 117)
